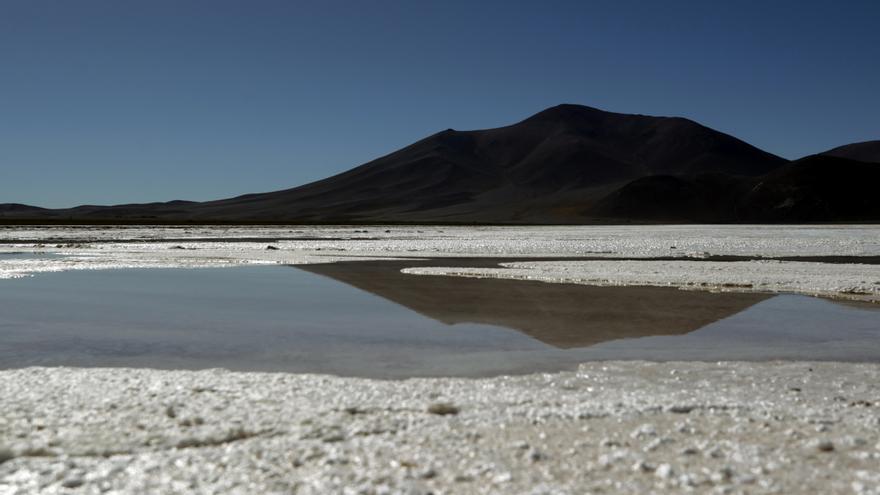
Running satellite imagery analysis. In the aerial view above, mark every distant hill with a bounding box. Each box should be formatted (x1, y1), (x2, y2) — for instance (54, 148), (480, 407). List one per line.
(1, 105), (876, 224)
(820, 140), (880, 164)
(592, 154), (880, 223)
(0, 203), (49, 215)
(738, 155), (880, 222)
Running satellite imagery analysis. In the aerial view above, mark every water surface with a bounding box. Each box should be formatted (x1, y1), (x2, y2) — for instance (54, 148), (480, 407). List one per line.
(0, 263), (878, 377)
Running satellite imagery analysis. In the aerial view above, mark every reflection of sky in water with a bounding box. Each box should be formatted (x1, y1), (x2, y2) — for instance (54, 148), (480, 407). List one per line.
(579, 295), (880, 362)
(0, 266), (878, 378)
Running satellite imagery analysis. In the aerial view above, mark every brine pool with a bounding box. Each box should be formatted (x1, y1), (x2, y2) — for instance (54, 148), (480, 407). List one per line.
(1, 258), (879, 378)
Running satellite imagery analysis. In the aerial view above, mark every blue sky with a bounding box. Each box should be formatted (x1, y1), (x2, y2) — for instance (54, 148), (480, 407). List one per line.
(2, 0), (878, 208)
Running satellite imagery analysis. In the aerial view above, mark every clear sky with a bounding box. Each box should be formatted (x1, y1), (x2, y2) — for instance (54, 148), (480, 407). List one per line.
(2, 0), (878, 208)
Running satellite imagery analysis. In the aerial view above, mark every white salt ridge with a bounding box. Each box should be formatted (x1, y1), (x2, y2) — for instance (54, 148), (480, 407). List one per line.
(0, 253), (278, 280)
(0, 248), (397, 279)
(403, 260), (880, 302)
(3, 224), (880, 258)
(3, 226), (880, 302)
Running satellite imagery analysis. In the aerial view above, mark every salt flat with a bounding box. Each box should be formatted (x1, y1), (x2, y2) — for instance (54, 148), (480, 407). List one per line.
(404, 259), (880, 302)
(1, 362), (879, 494)
(1, 225), (879, 493)
(2, 225), (879, 301)
(3, 225), (880, 258)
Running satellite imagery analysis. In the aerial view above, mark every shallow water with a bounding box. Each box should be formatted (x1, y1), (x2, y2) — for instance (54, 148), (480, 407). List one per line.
(0, 264), (878, 378)
(0, 252), (63, 260)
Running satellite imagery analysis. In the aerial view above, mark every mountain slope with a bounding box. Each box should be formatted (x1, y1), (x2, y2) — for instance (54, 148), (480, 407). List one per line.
(0, 204), (49, 215)
(9, 104), (877, 224)
(820, 140), (880, 164)
(590, 173), (756, 223)
(0, 104), (786, 223)
(593, 154), (880, 223)
(737, 155), (880, 222)
(186, 104), (784, 222)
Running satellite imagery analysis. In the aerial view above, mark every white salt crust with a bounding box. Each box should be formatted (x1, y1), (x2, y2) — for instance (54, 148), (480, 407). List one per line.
(2, 225), (879, 302)
(402, 259), (880, 302)
(2, 226), (880, 493)
(1, 362), (878, 494)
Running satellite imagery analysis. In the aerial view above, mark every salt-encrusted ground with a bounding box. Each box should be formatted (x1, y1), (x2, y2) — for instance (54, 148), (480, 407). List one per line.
(3, 225), (880, 258)
(403, 260), (880, 302)
(0, 362), (878, 494)
(2, 225), (880, 493)
(2, 225), (879, 301)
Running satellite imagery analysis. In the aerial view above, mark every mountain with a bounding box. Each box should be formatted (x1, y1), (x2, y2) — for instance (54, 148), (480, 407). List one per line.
(2, 104), (876, 224)
(1, 104), (792, 223)
(820, 140), (880, 164)
(0, 203), (48, 214)
(184, 104), (785, 223)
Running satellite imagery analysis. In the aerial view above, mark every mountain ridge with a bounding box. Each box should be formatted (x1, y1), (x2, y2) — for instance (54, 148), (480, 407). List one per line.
(1, 104), (877, 224)
(820, 140), (880, 164)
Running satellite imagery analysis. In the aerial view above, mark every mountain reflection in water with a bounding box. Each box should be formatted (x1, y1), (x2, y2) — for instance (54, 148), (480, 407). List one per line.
(295, 259), (771, 349)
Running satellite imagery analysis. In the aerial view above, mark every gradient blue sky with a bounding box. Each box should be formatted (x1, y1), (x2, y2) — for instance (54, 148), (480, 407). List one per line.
(2, 0), (878, 208)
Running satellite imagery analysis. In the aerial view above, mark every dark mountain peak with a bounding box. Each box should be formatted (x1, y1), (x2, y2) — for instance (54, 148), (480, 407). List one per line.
(521, 103), (608, 123)
(514, 104), (740, 159)
(520, 103), (697, 127)
(820, 140), (880, 163)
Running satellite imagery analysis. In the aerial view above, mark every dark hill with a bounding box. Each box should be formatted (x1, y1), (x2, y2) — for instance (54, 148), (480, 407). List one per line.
(7, 106), (879, 224)
(737, 155), (880, 222)
(593, 154), (880, 223)
(0, 203), (48, 214)
(0, 104), (789, 224)
(181, 104), (785, 223)
(820, 140), (880, 164)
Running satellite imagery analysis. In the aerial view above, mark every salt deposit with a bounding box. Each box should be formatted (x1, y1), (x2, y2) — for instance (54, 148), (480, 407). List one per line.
(1, 362), (878, 494)
(2, 225), (879, 493)
(3, 225), (879, 301)
(403, 259), (880, 302)
(2, 224), (880, 260)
